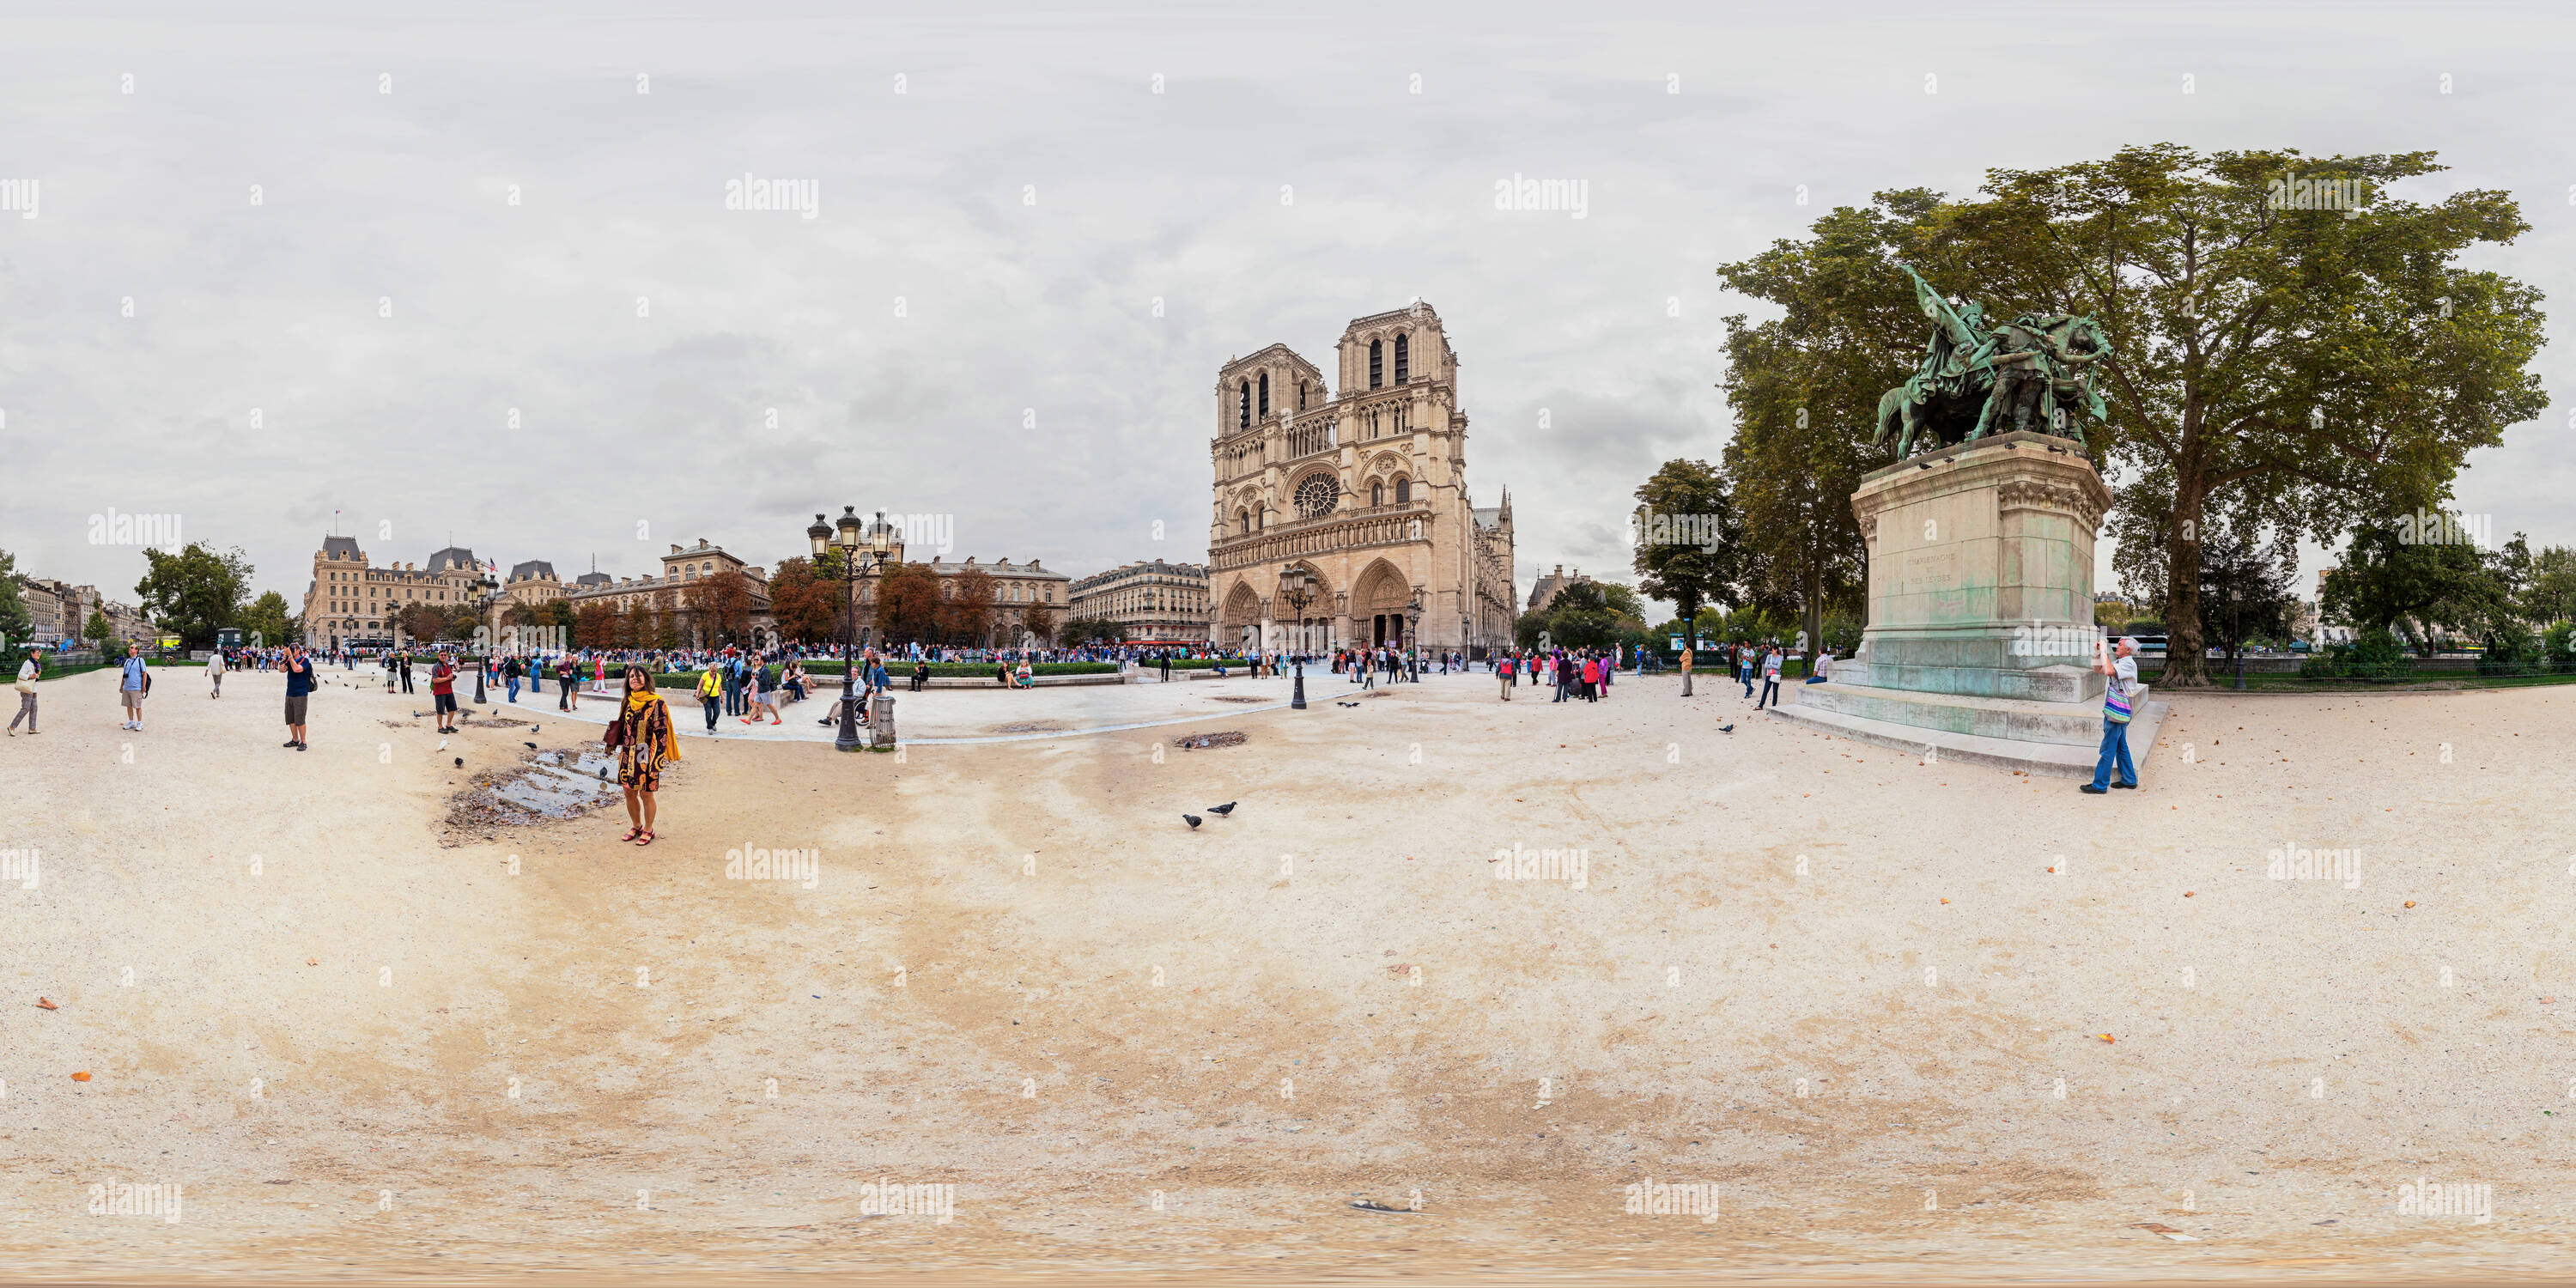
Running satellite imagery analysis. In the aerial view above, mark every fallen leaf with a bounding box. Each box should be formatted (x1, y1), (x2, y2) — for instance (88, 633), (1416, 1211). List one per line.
(2129, 1221), (2198, 1242)
(36, 997), (58, 1010)
(2097, 1034), (2115, 1043)
(70, 1071), (91, 1082)
(2404, 901), (2415, 908)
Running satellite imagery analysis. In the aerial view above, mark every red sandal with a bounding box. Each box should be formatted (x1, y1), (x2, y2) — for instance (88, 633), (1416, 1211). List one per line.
(635, 829), (656, 846)
(620, 827), (643, 842)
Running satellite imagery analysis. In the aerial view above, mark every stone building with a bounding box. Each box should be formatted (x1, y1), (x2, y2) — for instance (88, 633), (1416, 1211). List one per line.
(831, 517), (1068, 647)
(556, 539), (772, 646)
(1205, 302), (1515, 653)
(1066, 560), (1207, 641)
(1525, 564), (1594, 614)
(15, 578), (156, 649)
(302, 537), (487, 650)
(503, 560), (563, 611)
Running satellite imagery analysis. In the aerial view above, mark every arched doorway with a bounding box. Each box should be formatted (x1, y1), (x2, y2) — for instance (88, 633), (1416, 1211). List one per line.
(1351, 558), (1411, 647)
(1221, 581), (1264, 653)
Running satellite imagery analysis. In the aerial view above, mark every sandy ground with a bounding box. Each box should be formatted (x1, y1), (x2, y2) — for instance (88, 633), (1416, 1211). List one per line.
(3, 662), (2573, 1283)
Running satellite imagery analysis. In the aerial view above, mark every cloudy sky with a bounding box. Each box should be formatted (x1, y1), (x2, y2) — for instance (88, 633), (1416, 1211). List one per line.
(4, 1), (2570, 618)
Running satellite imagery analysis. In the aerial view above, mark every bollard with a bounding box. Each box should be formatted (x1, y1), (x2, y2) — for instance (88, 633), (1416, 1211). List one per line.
(870, 693), (897, 750)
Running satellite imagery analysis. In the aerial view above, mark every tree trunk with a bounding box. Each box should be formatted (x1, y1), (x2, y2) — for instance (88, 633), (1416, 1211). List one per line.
(1802, 555), (1826, 677)
(2163, 477), (2208, 685)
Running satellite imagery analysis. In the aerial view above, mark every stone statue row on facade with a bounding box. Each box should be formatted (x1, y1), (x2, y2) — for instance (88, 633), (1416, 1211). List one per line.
(1874, 264), (2109, 458)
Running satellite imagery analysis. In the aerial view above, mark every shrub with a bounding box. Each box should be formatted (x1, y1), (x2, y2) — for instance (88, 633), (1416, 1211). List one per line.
(2304, 628), (2415, 681)
(795, 660), (1115, 677)
(2476, 623), (2545, 677)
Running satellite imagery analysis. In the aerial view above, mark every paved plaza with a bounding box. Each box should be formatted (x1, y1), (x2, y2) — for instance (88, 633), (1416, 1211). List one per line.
(7, 664), (2572, 1278)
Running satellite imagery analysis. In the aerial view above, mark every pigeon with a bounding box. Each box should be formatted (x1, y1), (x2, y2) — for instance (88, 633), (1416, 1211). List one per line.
(1336, 701), (1358, 708)
(453, 756), (464, 767)
(1182, 814), (1202, 829)
(1207, 802), (1236, 816)
(523, 742), (538, 750)
(1717, 724), (1735, 733)
(529, 725), (538, 733)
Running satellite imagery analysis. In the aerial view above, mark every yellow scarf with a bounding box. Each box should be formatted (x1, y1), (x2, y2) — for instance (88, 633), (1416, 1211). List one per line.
(623, 687), (682, 760)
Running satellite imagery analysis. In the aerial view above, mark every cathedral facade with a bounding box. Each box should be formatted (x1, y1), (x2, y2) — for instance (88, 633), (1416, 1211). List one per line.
(1206, 302), (1516, 655)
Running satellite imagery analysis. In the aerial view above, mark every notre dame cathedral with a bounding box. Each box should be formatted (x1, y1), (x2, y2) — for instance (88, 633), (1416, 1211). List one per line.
(1206, 301), (1516, 655)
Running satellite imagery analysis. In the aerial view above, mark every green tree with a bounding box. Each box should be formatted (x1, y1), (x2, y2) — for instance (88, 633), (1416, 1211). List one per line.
(1718, 147), (2549, 685)
(85, 607), (113, 648)
(2195, 526), (2296, 666)
(239, 591), (295, 647)
(0, 549), (31, 647)
(1631, 459), (1742, 631)
(135, 542), (252, 648)
(1945, 146), (2544, 683)
(2524, 546), (2576, 625)
(1716, 198), (1919, 661)
(2322, 523), (2510, 654)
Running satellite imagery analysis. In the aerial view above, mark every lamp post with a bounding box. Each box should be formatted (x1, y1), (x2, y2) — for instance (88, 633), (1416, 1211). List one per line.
(811, 507), (895, 752)
(1278, 568), (1315, 709)
(471, 571), (498, 705)
(1404, 588), (1425, 682)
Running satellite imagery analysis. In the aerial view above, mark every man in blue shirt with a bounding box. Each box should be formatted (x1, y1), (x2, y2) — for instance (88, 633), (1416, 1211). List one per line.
(283, 644), (315, 750)
(118, 642), (149, 732)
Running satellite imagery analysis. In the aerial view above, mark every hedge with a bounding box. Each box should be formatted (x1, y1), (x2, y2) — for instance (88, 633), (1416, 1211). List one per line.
(801, 660), (1115, 677)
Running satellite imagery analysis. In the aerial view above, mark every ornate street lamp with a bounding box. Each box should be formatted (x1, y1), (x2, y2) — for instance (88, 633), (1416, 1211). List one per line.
(471, 570), (499, 704)
(1404, 587), (1425, 683)
(1277, 567), (1316, 709)
(811, 507), (896, 752)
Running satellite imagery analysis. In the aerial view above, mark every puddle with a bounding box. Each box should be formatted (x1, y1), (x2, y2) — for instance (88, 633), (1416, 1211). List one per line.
(442, 745), (626, 845)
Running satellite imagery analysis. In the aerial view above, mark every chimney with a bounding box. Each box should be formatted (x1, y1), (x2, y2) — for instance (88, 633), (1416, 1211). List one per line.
(671, 544), (682, 554)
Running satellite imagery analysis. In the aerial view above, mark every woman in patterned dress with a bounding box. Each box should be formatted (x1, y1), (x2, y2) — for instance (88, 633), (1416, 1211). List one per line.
(613, 665), (682, 846)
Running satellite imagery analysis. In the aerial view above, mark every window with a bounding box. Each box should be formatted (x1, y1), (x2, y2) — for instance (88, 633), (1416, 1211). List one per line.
(1258, 372), (1269, 417)
(1394, 333), (1409, 383)
(1395, 478), (1412, 504)
(1238, 380), (1250, 430)
(1369, 339), (1382, 388)
(1293, 474), (1338, 519)
(1298, 380), (1307, 410)
(1370, 482), (1384, 507)
(1238, 509), (1251, 536)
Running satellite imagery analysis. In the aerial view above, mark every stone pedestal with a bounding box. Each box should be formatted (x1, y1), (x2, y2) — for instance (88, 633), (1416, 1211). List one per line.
(1767, 432), (2167, 779)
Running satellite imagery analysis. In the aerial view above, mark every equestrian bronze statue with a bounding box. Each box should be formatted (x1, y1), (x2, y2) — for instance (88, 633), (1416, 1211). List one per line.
(1875, 264), (2109, 458)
